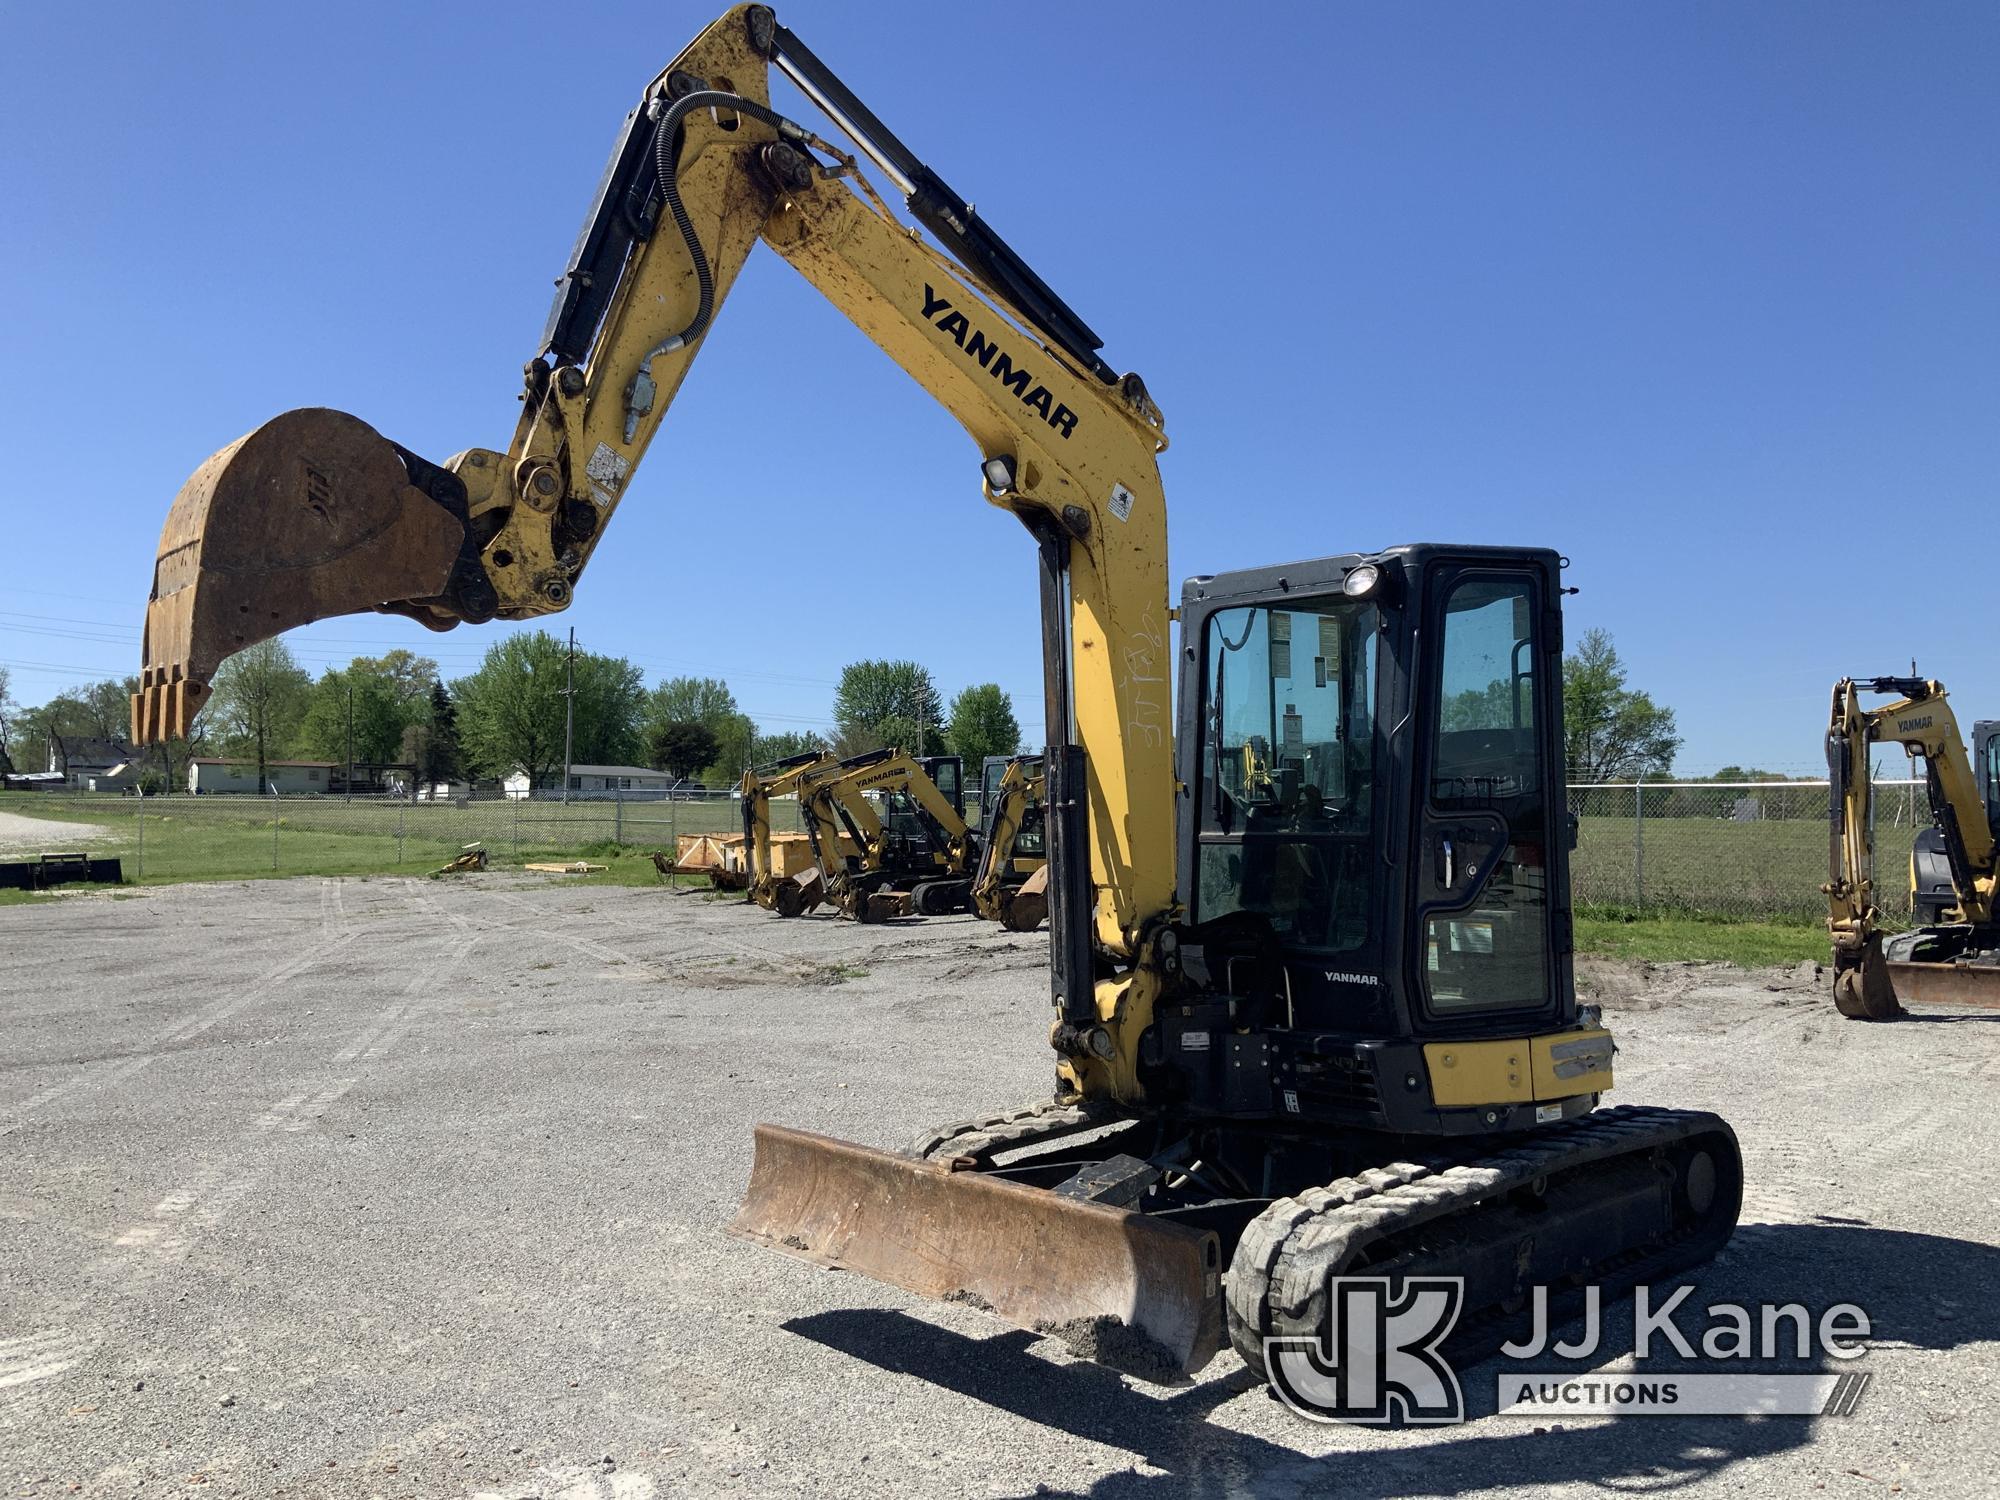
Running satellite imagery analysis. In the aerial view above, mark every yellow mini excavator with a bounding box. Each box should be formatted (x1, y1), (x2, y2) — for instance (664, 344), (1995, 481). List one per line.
(972, 754), (1047, 931)
(797, 749), (979, 920)
(738, 750), (838, 913)
(132, 5), (1740, 1385)
(1825, 676), (2000, 1017)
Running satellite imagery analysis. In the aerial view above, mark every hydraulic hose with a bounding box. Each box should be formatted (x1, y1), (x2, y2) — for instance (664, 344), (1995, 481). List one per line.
(620, 89), (812, 441)
(646, 89), (809, 356)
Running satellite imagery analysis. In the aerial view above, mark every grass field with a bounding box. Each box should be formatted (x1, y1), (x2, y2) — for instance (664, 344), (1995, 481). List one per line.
(0, 792), (785, 887)
(1569, 811), (1916, 923)
(1574, 909), (1827, 966)
(3, 794), (1859, 966)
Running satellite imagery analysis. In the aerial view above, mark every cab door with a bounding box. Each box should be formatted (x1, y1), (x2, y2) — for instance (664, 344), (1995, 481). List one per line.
(1412, 566), (1566, 1019)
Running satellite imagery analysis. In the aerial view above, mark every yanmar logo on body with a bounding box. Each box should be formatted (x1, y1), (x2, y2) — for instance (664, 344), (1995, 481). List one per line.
(921, 285), (1079, 439)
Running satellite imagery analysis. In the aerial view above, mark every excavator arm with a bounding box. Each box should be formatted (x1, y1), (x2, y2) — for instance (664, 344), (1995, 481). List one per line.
(135, 2), (1173, 983)
(1826, 676), (2000, 1017)
(739, 749), (839, 911)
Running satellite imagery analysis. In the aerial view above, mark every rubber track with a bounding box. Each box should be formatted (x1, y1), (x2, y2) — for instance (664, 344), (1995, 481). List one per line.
(908, 1097), (1126, 1163)
(1226, 1104), (1737, 1374)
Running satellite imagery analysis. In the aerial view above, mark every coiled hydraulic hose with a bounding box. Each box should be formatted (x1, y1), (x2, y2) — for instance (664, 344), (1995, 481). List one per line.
(647, 89), (810, 356)
(620, 90), (812, 440)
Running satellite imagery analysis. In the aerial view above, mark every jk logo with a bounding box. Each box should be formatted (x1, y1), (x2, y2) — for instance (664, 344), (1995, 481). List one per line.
(1266, 1276), (1466, 1424)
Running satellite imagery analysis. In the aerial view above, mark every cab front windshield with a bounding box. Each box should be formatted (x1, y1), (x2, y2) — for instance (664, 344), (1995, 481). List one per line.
(1197, 597), (1380, 953)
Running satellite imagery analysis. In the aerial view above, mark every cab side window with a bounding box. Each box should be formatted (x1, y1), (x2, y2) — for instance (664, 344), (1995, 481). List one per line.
(1423, 578), (1550, 1012)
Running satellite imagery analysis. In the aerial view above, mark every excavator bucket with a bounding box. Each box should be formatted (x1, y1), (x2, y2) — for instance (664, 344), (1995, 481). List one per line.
(132, 408), (466, 744)
(1832, 935), (1903, 1020)
(730, 1124), (1223, 1378)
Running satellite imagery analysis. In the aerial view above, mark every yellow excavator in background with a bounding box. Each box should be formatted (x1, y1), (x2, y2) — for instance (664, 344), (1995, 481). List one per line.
(132, 5), (1740, 1384)
(795, 749), (979, 920)
(971, 754), (1047, 931)
(738, 750), (838, 912)
(1825, 676), (2000, 1017)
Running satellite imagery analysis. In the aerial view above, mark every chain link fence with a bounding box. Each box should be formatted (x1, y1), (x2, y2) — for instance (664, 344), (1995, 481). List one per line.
(1568, 776), (1927, 922)
(3, 776), (1933, 922)
(0, 789), (807, 883)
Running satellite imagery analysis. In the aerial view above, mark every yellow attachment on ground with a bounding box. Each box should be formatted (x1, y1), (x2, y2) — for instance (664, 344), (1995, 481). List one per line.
(1422, 1027), (1615, 1108)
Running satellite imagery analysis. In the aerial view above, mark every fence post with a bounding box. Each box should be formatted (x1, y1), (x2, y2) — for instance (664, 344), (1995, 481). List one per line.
(513, 792), (521, 859)
(135, 801), (144, 881)
(670, 797), (678, 889)
(1633, 782), (1646, 909)
(271, 790), (280, 870)
(615, 788), (624, 846)
(397, 803), (405, 864)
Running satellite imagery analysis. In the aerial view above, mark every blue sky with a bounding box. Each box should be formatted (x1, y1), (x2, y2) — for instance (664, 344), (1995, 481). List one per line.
(3, 1), (1993, 774)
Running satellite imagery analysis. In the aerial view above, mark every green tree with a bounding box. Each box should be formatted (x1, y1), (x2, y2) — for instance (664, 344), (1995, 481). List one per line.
(399, 681), (463, 786)
(648, 719), (720, 780)
(452, 631), (645, 784)
(0, 666), (16, 775)
(78, 678), (133, 740)
(1562, 628), (1680, 781)
(356, 649), (438, 708)
(750, 729), (828, 766)
(1709, 765), (1785, 783)
(297, 665), (409, 766)
(644, 675), (755, 786)
(12, 689), (97, 769)
(945, 683), (1021, 768)
(207, 638), (312, 791)
(834, 659), (945, 757)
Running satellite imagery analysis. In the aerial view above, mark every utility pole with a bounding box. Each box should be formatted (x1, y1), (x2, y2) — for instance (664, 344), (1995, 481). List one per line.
(561, 626), (576, 805)
(344, 681), (354, 804)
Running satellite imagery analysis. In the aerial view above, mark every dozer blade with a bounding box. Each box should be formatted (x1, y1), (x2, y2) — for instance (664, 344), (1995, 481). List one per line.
(133, 408), (466, 744)
(730, 1124), (1224, 1377)
(1885, 961), (2000, 1011)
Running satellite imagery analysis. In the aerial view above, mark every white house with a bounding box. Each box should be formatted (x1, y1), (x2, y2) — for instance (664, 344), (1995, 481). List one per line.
(187, 758), (336, 795)
(502, 764), (675, 800)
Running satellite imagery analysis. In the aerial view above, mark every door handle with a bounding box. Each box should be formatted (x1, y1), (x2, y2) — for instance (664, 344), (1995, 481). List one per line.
(1439, 835), (1456, 889)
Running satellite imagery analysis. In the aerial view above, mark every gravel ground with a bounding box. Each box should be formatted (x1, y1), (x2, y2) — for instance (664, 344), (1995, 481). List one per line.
(2, 876), (1995, 1498)
(0, 811), (112, 857)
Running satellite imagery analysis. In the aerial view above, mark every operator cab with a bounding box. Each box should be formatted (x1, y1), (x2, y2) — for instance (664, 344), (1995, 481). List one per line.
(1164, 544), (1582, 1133)
(1915, 719), (2000, 923)
(979, 754), (1046, 859)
